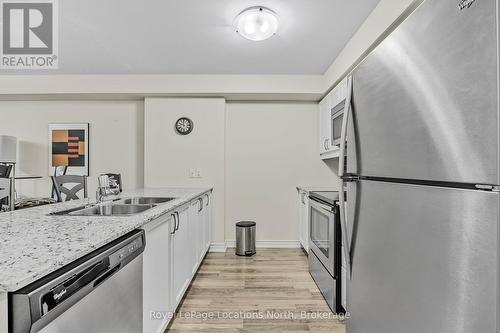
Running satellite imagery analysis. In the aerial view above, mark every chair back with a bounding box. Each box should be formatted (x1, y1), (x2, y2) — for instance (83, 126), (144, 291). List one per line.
(0, 164), (12, 178)
(0, 177), (10, 210)
(51, 175), (87, 202)
(51, 166), (68, 200)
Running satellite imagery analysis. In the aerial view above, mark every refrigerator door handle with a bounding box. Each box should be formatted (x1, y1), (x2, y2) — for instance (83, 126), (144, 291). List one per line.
(339, 184), (352, 280)
(338, 75), (353, 178)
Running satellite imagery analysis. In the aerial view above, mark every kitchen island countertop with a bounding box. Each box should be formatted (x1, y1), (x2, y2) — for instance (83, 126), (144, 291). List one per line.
(0, 187), (212, 292)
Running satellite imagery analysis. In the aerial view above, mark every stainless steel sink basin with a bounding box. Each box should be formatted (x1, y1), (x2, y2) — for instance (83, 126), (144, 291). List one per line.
(49, 197), (174, 216)
(68, 204), (156, 216)
(119, 197), (176, 205)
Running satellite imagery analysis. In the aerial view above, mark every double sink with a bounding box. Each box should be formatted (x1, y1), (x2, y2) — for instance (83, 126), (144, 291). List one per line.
(51, 197), (176, 217)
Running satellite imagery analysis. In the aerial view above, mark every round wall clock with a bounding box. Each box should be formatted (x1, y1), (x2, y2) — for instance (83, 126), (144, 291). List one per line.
(175, 117), (194, 135)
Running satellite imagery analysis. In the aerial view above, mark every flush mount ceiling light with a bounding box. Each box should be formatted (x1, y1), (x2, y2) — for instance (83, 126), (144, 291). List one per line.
(235, 7), (279, 41)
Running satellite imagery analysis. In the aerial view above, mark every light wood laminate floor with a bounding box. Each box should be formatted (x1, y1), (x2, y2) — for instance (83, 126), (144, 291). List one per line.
(167, 248), (346, 332)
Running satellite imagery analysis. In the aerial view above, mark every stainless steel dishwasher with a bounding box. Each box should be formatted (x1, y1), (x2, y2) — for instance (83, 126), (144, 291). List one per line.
(9, 229), (145, 333)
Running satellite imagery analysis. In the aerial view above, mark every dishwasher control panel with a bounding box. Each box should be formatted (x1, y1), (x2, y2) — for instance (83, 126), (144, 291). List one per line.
(111, 236), (144, 265)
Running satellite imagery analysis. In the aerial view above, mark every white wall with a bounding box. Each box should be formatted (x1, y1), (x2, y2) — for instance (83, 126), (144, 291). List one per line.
(144, 98), (226, 244)
(0, 100), (144, 198)
(323, 0), (419, 90)
(225, 102), (339, 242)
(143, 99), (339, 244)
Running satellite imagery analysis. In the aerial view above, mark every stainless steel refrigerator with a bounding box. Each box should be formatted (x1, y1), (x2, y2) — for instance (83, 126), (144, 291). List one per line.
(338, 0), (499, 332)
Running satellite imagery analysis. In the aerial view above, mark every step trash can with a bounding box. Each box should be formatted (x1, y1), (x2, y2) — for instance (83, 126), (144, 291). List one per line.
(235, 221), (256, 256)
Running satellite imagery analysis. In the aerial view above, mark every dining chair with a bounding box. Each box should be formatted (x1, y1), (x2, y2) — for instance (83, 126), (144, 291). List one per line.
(0, 164), (12, 178)
(51, 175), (88, 202)
(51, 166), (68, 200)
(0, 177), (10, 211)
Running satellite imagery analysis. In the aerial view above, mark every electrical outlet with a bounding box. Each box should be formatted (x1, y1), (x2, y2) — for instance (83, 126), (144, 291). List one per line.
(189, 169), (197, 178)
(189, 168), (202, 178)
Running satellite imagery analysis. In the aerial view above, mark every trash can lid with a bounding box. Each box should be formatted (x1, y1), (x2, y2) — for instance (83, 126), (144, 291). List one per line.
(236, 221), (256, 227)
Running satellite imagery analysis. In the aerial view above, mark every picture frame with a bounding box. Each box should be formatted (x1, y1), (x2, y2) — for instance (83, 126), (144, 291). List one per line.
(48, 123), (89, 176)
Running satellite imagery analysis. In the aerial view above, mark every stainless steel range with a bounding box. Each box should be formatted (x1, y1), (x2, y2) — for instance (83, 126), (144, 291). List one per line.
(308, 191), (344, 314)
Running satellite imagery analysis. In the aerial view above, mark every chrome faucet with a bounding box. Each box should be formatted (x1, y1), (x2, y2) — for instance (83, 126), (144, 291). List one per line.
(96, 175), (120, 203)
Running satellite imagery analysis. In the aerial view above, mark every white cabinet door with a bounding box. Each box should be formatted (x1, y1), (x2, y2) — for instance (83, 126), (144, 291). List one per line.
(298, 190), (309, 252)
(319, 98), (329, 155)
(189, 197), (204, 271)
(171, 205), (191, 309)
(320, 77), (350, 156)
(320, 90), (335, 155)
(170, 193), (212, 313)
(202, 192), (212, 253)
(143, 214), (174, 333)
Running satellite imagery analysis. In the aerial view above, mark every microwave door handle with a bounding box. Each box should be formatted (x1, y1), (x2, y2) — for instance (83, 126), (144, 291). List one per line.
(338, 76), (353, 178)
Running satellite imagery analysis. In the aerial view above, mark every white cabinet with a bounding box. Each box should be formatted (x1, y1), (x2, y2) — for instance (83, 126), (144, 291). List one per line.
(319, 77), (348, 159)
(170, 191), (212, 311)
(142, 191), (213, 333)
(171, 204), (191, 309)
(298, 190), (309, 252)
(189, 197), (204, 272)
(319, 98), (330, 155)
(143, 214), (174, 333)
(202, 192), (212, 253)
(188, 192), (212, 268)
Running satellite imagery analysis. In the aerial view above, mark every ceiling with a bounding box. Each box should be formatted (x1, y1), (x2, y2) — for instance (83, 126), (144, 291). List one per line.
(4, 0), (381, 75)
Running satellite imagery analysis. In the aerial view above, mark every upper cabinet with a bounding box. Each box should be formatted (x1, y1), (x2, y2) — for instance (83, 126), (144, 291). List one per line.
(319, 77), (348, 159)
(319, 98), (329, 155)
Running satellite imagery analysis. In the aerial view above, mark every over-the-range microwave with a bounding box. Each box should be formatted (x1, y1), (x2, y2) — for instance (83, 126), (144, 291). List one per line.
(331, 101), (345, 148)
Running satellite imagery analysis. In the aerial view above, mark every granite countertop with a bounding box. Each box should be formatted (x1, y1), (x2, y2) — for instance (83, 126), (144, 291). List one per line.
(0, 187), (212, 292)
(296, 186), (338, 193)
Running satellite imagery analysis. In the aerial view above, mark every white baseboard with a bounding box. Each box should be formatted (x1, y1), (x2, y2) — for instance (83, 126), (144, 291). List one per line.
(209, 242), (228, 252)
(210, 240), (301, 252)
(225, 240), (301, 249)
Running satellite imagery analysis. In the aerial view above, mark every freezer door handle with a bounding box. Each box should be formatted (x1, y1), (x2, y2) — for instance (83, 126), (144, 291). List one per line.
(338, 76), (353, 178)
(339, 184), (352, 280)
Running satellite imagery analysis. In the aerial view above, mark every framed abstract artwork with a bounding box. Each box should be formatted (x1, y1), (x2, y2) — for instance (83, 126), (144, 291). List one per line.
(48, 123), (89, 176)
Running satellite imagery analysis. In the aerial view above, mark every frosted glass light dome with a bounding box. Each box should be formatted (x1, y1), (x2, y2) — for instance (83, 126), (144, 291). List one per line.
(236, 7), (279, 41)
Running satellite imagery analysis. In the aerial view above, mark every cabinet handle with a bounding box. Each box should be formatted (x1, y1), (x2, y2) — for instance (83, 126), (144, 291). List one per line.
(205, 194), (209, 206)
(175, 212), (180, 231)
(198, 198), (203, 212)
(170, 214), (177, 234)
